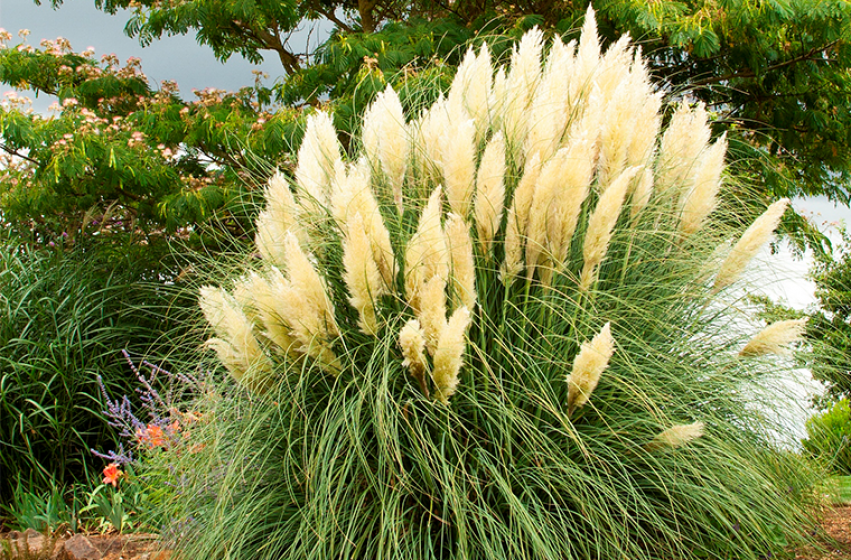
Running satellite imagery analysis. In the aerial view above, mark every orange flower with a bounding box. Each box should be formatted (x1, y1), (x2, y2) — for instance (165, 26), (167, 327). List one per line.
(102, 463), (123, 487)
(136, 423), (166, 448)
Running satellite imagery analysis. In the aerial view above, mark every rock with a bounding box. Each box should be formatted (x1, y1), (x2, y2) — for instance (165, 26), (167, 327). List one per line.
(61, 535), (102, 560)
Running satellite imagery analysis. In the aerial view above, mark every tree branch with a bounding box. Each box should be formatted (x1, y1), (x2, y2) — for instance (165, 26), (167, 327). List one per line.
(0, 144), (39, 165)
(688, 41), (839, 88)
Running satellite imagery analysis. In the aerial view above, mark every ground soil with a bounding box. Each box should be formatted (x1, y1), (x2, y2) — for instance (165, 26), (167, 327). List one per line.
(6, 506), (851, 559)
(797, 506), (851, 559)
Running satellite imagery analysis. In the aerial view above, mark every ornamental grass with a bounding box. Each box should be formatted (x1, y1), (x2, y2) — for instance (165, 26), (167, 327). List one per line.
(148, 8), (819, 559)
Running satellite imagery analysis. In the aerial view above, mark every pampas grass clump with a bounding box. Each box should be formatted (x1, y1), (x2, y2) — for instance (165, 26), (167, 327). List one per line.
(153, 8), (819, 560)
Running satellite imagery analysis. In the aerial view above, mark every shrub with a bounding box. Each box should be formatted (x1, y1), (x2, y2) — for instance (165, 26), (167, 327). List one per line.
(0, 236), (191, 503)
(146, 9), (819, 560)
(804, 399), (851, 476)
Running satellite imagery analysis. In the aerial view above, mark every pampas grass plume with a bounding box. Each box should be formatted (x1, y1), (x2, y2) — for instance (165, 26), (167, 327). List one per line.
(740, 318), (807, 357)
(442, 118), (477, 218)
(474, 132), (506, 256)
(405, 187), (448, 308)
(432, 306), (472, 404)
(255, 171), (304, 267)
(343, 213), (385, 335)
(656, 102), (710, 196)
(399, 319), (429, 396)
(362, 86), (409, 213)
(295, 111), (341, 211)
(580, 167), (639, 290)
(199, 286), (272, 382)
(630, 167), (654, 220)
(714, 198), (789, 291)
(418, 275), (448, 355)
(567, 322), (614, 415)
(445, 213), (477, 312)
(646, 421), (705, 450)
(679, 133), (727, 236)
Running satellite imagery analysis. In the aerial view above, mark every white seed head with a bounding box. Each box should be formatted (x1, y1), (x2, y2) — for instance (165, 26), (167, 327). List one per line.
(580, 167), (639, 290)
(343, 213), (386, 335)
(679, 133), (727, 236)
(431, 306), (472, 404)
(647, 421), (705, 450)
(474, 131), (507, 256)
(714, 198), (789, 290)
(740, 318), (807, 357)
(445, 213), (477, 312)
(567, 322), (614, 415)
(405, 186), (448, 308)
(295, 111), (342, 212)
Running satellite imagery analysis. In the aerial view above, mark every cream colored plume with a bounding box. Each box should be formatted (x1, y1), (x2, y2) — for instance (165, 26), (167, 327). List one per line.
(199, 286), (272, 383)
(442, 118), (477, 217)
(646, 421), (705, 451)
(445, 213), (477, 312)
(431, 306), (472, 404)
(547, 137), (597, 275)
(233, 271), (299, 358)
(567, 322), (614, 416)
(656, 102), (711, 196)
(524, 37), (573, 163)
(448, 45), (492, 143)
(501, 27), (544, 154)
(713, 198), (789, 291)
(331, 158), (397, 288)
(295, 111), (342, 211)
(414, 96), (451, 184)
(418, 275), (448, 355)
(501, 154), (542, 284)
(573, 5), (601, 96)
(474, 132), (507, 256)
(343, 213), (386, 335)
(273, 232), (341, 371)
(255, 171), (305, 268)
(630, 168), (654, 220)
(361, 86), (409, 213)
(580, 167), (639, 290)
(405, 186), (448, 308)
(399, 319), (429, 396)
(679, 133), (727, 236)
(740, 318), (807, 357)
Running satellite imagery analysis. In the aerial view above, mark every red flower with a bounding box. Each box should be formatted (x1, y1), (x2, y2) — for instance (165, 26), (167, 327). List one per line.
(102, 463), (123, 487)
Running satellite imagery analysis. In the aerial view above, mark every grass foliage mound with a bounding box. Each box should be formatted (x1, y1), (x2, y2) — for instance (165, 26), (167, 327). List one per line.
(0, 238), (188, 501)
(152, 9), (818, 559)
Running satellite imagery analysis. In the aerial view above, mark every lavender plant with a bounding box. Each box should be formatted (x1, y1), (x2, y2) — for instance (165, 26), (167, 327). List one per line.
(152, 8), (820, 559)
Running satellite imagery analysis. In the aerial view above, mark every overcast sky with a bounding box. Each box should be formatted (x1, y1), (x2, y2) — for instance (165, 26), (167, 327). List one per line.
(0, 0), (332, 110)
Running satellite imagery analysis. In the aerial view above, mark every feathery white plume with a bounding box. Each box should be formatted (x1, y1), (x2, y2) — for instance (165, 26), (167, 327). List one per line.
(442, 118), (477, 217)
(343, 213), (386, 335)
(646, 421), (705, 450)
(474, 132), (507, 256)
(431, 306), (471, 404)
(740, 318), (807, 357)
(580, 167), (639, 290)
(679, 133), (727, 236)
(405, 186), (448, 308)
(199, 286), (272, 383)
(295, 111), (342, 212)
(361, 86), (409, 213)
(714, 198), (789, 291)
(567, 322), (614, 415)
(445, 213), (477, 312)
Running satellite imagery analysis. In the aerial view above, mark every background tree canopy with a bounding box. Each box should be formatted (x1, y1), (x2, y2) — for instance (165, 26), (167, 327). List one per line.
(3, 0), (850, 246)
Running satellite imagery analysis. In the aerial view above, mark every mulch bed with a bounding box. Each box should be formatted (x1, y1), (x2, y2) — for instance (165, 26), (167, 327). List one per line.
(5, 506), (851, 559)
(797, 506), (851, 559)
